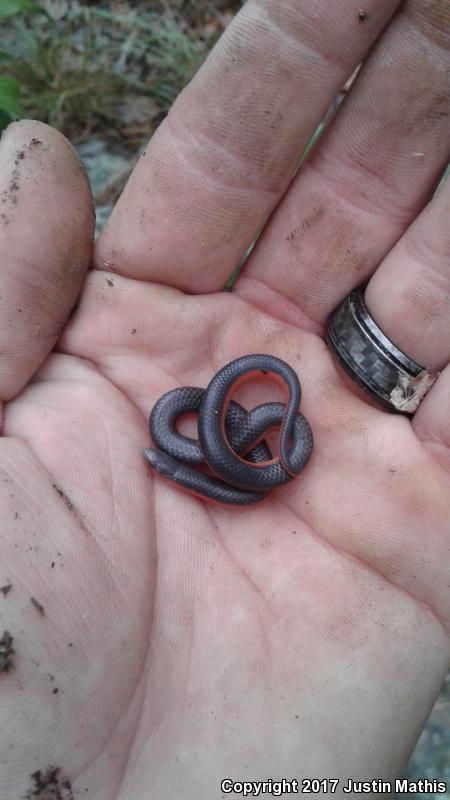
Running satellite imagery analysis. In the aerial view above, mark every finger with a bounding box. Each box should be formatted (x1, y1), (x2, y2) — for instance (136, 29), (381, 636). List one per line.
(363, 173), (450, 444)
(236, 0), (450, 324)
(94, 0), (400, 292)
(0, 121), (94, 409)
(364, 175), (450, 370)
(325, 171), (450, 454)
(413, 363), (450, 464)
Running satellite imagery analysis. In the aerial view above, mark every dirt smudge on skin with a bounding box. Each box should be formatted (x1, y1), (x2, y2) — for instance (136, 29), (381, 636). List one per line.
(30, 597), (45, 617)
(0, 137), (44, 225)
(0, 165), (20, 212)
(24, 766), (74, 799)
(0, 630), (15, 672)
(51, 483), (74, 512)
(286, 206), (326, 246)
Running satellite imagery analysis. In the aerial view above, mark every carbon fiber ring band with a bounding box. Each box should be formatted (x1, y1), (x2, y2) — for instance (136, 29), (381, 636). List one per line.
(327, 288), (439, 414)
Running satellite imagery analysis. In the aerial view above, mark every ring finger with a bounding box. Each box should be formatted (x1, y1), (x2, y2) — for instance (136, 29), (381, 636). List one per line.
(327, 172), (450, 423)
(365, 173), (450, 372)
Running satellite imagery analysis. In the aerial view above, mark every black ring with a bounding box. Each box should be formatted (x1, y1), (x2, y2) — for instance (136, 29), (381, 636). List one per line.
(327, 288), (438, 414)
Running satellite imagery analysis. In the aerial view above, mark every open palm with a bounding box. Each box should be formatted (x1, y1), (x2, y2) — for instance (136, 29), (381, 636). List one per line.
(1, 2), (449, 798)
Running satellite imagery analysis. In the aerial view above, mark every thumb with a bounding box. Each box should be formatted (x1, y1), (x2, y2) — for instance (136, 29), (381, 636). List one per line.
(0, 120), (94, 409)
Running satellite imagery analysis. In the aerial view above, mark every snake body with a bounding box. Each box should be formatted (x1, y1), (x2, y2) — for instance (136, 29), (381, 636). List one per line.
(144, 354), (313, 505)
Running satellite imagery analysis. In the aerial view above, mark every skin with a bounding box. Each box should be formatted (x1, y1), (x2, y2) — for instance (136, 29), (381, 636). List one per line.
(0, 0), (449, 797)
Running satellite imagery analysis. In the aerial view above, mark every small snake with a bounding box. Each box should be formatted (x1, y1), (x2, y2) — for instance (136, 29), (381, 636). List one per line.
(144, 354), (313, 505)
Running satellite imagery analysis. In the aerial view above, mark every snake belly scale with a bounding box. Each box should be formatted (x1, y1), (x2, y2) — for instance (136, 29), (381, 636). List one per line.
(144, 354), (313, 505)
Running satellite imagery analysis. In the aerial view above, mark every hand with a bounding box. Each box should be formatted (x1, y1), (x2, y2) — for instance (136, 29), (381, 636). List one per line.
(1, 1), (449, 797)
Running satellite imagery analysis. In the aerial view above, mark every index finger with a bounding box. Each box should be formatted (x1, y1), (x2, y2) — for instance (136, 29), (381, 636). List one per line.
(94, 0), (400, 292)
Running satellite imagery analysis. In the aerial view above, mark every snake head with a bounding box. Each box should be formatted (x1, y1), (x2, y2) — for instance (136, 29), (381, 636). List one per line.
(144, 447), (178, 477)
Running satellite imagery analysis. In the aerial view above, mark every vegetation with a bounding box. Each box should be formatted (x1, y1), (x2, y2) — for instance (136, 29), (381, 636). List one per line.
(0, 0), (243, 147)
